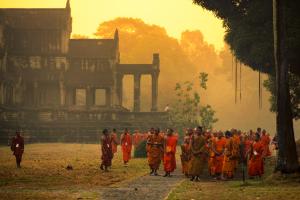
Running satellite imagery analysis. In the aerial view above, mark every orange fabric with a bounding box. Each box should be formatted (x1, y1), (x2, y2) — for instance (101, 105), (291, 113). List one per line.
(111, 133), (118, 154)
(181, 142), (190, 174)
(243, 139), (253, 157)
(261, 135), (271, 157)
(121, 133), (132, 162)
(248, 141), (264, 177)
(208, 137), (216, 175)
(164, 135), (177, 172)
(222, 137), (235, 178)
(147, 134), (164, 170)
(212, 137), (226, 174)
(232, 135), (241, 170)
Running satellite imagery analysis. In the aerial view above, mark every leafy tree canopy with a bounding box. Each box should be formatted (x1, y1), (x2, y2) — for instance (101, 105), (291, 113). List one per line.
(193, 0), (300, 76)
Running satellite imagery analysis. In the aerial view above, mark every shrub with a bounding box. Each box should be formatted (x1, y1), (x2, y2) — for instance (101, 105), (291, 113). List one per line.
(134, 140), (147, 158)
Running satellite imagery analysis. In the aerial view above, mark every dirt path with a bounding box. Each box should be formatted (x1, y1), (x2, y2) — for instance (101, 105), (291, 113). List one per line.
(100, 168), (184, 200)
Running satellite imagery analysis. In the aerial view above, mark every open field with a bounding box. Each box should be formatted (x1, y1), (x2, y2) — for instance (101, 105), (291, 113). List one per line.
(167, 157), (300, 200)
(167, 178), (300, 200)
(0, 143), (148, 199)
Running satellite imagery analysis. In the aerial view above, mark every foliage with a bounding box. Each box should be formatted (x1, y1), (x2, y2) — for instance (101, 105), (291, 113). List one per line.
(170, 72), (218, 130)
(264, 74), (300, 120)
(199, 105), (218, 130)
(134, 140), (147, 158)
(193, 0), (300, 120)
(193, 0), (300, 76)
(71, 34), (89, 39)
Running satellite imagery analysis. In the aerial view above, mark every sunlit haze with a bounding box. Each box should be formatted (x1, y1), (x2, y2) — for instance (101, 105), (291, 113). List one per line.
(0, 0), (225, 51)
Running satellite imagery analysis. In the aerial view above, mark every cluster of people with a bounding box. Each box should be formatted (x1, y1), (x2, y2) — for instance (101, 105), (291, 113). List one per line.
(100, 127), (179, 177)
(10, 126), (274, 182)
(181, 127), (273, 181)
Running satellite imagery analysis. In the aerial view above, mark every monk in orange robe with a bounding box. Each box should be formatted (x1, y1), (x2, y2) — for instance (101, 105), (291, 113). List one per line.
(222, 131), (235, 180)
(208, 132), (217, 176)
(189, 126), (207, 181)
(261, 129), (271, 157)
(231, 129), (241, 171)
(243, 134), (253, 158)
(211, 131), (226, 179)
(248, 133), (264, 177)
(120, 128), (132, 165)
(111, 128), (119, 154)
(147, 128), (164, 176)
(163, 128), (177, 177)
(180, 128), (193, 176)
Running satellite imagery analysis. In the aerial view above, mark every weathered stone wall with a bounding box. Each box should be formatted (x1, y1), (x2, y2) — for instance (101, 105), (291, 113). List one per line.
(0, 109), (170, 144)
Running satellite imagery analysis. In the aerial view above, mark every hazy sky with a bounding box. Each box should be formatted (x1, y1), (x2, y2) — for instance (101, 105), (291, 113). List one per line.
(0, 0), (225, 51)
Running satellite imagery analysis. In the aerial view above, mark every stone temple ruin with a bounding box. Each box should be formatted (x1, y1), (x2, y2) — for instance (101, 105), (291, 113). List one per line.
(0, 1), (169, 143)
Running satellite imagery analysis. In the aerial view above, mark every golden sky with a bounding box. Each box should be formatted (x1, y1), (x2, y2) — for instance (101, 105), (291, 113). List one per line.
(0, 0), (225, 51)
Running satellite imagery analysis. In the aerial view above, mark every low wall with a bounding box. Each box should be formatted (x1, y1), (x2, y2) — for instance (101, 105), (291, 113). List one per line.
(0, 108), (171, 144)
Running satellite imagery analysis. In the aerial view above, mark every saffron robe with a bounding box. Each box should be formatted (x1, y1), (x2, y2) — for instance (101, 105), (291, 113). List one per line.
(212, 137), (226, 175)
(261, 134), (271, 157)
(222, 137), (235, 178)
(111, 133), (119, 154)
(121, 133), (132, 162)
(248, 141), (264, 177)
(180, 135), (192, 175)
(189, 135), (207, 176)
(163, 135), (177, 172)
(147, 134), (164, 170)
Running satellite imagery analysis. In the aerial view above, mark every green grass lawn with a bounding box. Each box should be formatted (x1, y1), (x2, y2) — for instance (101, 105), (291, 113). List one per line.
(167, 157), (300, 200)
(0, 143), (148, 199)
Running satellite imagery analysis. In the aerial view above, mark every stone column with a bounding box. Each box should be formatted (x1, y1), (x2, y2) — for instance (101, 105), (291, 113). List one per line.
(151, 73), (158, 112)
(0, 82), (3, 105)
(86, 86), (94, 107)
(116, 74), (123, 106)
(66, 87), (75, 106)
(106, 88), (111, 107)
(134, 73), (141, 112)
(59, 81), (65, 106)
(33, 81), (38, 106)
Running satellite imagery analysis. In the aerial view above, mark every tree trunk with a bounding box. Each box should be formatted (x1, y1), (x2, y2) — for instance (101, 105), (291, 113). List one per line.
(273, 0), (299, 173)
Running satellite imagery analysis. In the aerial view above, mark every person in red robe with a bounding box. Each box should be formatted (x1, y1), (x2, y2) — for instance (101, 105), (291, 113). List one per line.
(261, 129), (271, 157)
(222, 131), (235, 180)
(111, 128), (119, 154)
(163, 128), (177, 177)
(211, 131), (226, 179)
(248, 133), (264, 178)
(120, 128), (132, 166)
(100, 129), (113, 171)
(11, 131), (24, 168)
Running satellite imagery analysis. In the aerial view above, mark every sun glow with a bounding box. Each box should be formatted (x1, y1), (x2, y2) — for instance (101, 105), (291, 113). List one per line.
(0, 0), (225, 51)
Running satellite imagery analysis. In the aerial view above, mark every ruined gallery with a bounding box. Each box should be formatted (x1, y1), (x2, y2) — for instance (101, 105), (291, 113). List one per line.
(0, 1), (168, 143)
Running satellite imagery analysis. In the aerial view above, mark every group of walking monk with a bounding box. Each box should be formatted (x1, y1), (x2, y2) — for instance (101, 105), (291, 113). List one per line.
(10, 126), (273, 182)
(100, 126), (273, 181)
(181, 127), (273, 181)
(100, 127), (179, 177)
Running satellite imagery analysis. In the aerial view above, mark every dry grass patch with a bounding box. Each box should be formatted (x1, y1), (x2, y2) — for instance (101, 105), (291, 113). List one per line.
(0, 143), (148, 199)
